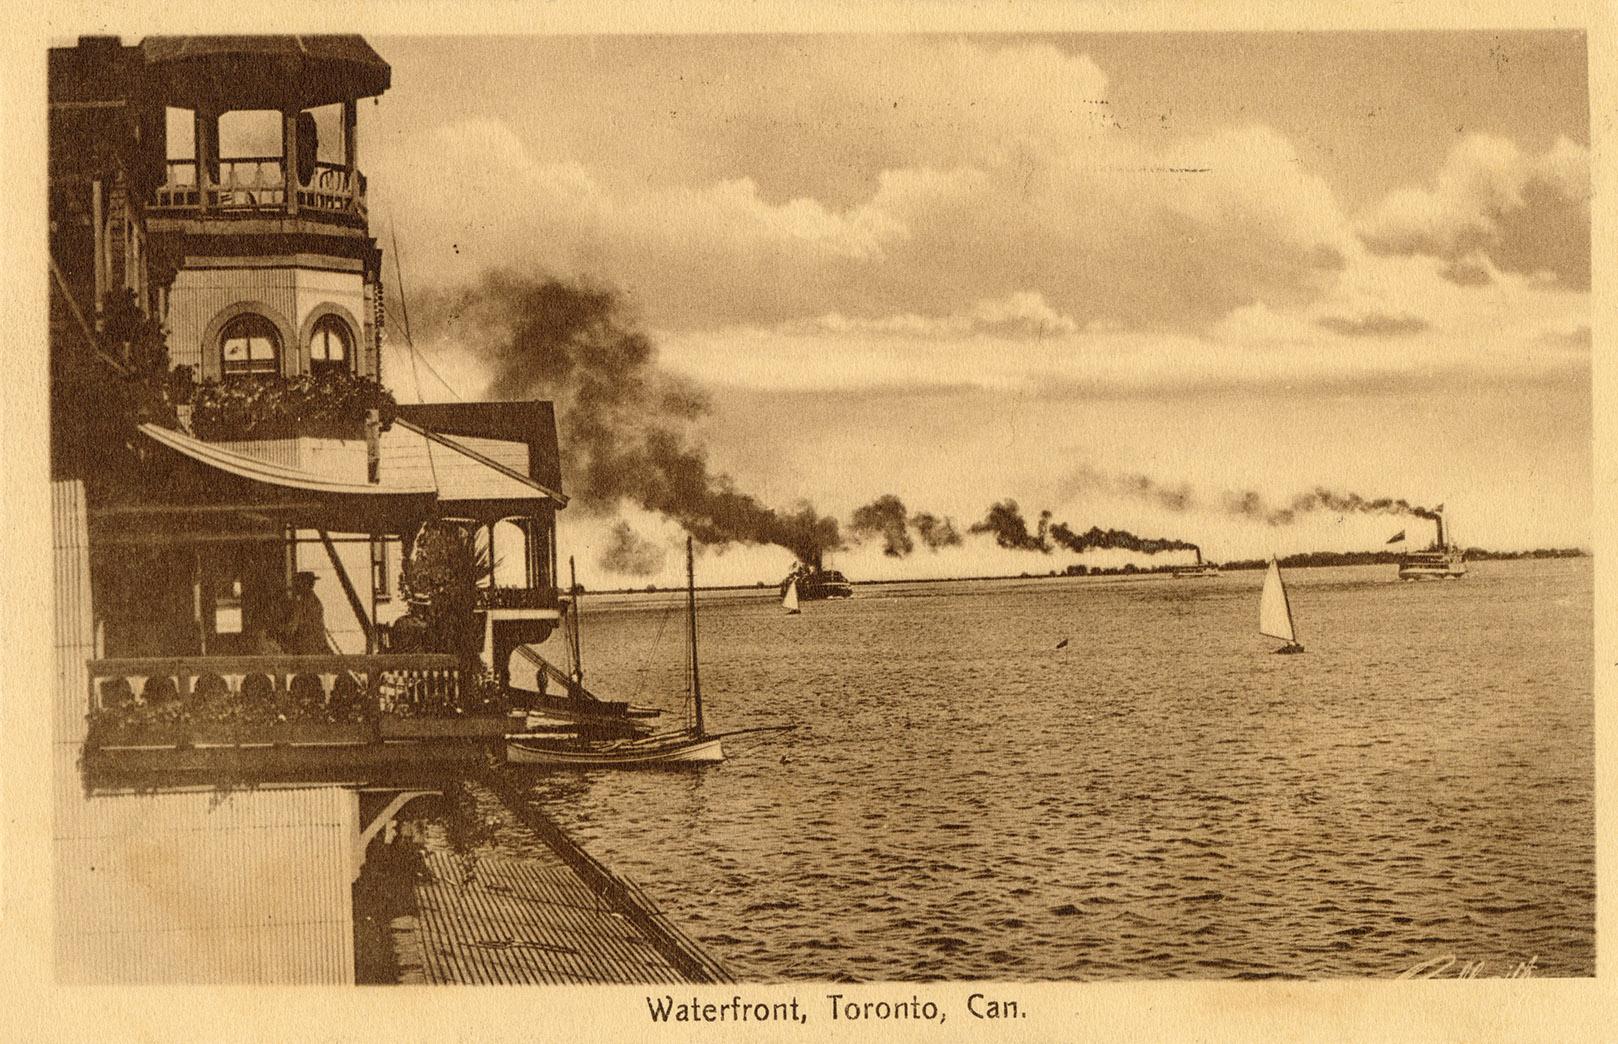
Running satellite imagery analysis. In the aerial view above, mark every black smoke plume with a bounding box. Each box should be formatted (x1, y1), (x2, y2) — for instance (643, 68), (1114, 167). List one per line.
(417, 271), (841, 562)
(847, 496), (965, 557)
(971, 500), (1192, 557)
(911, 512), (963, 551)
(1048, 522), (1196, 555)
(1221, 487), (1441, 527)
(1065, 466), (1443, 529)
(970, 500), (1053, 552)
(849, 495), (914, 558)
(598, 521), (665, 577)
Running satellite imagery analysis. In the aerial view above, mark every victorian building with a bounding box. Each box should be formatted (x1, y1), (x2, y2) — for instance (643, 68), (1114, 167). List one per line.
(49, 35), (565, 982)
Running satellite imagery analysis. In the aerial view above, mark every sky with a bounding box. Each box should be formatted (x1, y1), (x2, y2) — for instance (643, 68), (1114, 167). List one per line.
(361, 32), (1591, 587)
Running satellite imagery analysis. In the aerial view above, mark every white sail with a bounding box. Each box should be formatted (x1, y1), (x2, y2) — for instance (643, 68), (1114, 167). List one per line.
(1259, 558), (1296, 643)
(783, 580), (801, 614)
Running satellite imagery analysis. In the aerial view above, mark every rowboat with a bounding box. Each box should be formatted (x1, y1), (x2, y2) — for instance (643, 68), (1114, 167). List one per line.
(506, 730), (724, 766)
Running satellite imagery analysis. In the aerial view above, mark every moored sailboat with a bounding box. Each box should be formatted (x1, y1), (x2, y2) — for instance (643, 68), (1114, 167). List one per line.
(1260, 558), (1304, 654)
(506, 536), (724, 766)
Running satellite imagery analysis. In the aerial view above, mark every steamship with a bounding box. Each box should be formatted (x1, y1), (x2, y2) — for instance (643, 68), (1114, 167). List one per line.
(780, 553), (854, 600)
(1172, 545), (1221, 578)
(1397, 509), (1467, 580)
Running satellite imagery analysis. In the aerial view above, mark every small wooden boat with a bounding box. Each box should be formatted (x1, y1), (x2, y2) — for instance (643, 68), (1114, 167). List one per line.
(507, 730), (724, 766)
(506, 536), (724, 768)
(783, 579), (801, 615)
(1260, 557), (1305, 654)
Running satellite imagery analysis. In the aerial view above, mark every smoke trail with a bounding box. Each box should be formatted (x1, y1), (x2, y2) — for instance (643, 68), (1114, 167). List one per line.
(911, 512), (963, 551)
(849, 495), (914, 558)
(1048, 522), (1196, 555)
(598, 521), (665, 576)
(1062, 465), (1196, 513)
(1221, 487), (1441, 527)
(848, 496), (966, 556)
(970, 500), (1192, 557)
(416, 271), (841, 561)
(969, 500), (1053, 552)
(1064, 465), (1442, 529)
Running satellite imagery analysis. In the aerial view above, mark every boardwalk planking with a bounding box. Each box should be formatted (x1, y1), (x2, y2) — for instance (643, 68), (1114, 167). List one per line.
(411, 851), (688, 985)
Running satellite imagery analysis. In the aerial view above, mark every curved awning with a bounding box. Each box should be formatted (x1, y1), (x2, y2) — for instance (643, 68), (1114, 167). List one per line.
(140, 423), (434, 496)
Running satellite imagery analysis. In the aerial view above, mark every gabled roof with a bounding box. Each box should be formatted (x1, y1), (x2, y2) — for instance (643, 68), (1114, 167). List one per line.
(397, 401), (563, 495)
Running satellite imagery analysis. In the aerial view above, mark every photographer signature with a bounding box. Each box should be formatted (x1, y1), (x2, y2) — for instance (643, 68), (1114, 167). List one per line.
(1399, 954), (1539, 979)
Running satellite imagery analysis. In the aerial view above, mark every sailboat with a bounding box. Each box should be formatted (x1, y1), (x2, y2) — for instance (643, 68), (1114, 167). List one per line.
(506, 536), (725, 766)
(1260, 557), (1304, 654)
(783, 579), (801, 615)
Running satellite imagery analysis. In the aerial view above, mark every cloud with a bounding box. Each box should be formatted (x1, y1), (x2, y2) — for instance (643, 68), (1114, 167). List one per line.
(1314, 311), (1429, 338)
(795, 291), (1079, 339)
(372, 39), (1358, 334)
(1356, 134), (1590, 289)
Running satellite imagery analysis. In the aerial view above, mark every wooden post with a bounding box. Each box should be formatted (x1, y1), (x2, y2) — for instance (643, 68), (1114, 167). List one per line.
(282, 110), (299, 215)
(194, 110), (212, 213)
(365, 409), (381, 483)
(90, 180), (104, 324)
(366, 664), (382, 742)
(343, 98), (358, 209)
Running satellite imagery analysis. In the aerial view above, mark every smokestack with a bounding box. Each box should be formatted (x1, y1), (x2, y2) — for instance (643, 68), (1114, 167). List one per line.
(1435, 511), (1445, 550)
(812, 548), (823, 571)
(1193, 544), (1202, 566)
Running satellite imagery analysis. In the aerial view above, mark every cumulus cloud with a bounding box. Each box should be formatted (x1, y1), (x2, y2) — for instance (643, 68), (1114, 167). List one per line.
(1357, 134), (1590, 289)
(795, 291), (1079, 339)
(1314, 311), (1429, 338)
(371, 38), (1358, 335)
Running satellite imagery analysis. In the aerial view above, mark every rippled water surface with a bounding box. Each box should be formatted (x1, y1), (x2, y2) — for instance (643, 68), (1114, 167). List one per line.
(511, 559), (1593, 980)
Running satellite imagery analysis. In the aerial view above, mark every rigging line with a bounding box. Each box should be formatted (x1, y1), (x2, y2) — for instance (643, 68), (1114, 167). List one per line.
(386, 219), (425, 406)
(410, 340), (468, 402)
(386, 217), (467, 403)
(630, 598), (676, 702)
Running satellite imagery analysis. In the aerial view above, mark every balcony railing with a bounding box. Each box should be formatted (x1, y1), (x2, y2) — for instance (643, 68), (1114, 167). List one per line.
(475, 586), (562, 612)
(81, 652), (527, 766)
(152, 158), (367, 220)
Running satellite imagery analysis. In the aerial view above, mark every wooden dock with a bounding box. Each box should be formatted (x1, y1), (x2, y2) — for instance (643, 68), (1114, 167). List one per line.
(409, 850), (688, 984)
(392, 776), (732, 986)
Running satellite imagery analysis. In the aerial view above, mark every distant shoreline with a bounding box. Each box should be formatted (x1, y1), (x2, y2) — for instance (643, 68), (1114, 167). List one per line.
(586, 548), (1588, 595)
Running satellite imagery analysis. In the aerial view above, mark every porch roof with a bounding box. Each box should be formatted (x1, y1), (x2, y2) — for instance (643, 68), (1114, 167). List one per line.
(120, 421), (561, 537)
(141, 423), (434, 496)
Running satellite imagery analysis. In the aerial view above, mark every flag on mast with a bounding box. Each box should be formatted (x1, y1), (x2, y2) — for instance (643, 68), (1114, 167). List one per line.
(1386, 530), (1406, 544)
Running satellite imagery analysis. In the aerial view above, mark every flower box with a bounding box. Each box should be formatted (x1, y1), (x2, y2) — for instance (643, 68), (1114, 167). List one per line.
(90, 725), (190, 750)
(378, 713), (514, 740)
(256, 721), (375, 746)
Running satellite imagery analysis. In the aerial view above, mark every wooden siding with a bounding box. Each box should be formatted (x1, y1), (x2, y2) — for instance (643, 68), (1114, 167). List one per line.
(53, 480), (95, 750)
(55, 787), (359, 984)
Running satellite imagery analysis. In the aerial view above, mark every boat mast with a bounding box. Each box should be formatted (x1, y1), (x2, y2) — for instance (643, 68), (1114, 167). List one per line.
(686, 536), (704, 739)
(568, 556), (583, 688)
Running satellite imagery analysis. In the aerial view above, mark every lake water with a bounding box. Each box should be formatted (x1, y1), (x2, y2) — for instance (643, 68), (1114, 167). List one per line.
(507, 558), (1594, 981)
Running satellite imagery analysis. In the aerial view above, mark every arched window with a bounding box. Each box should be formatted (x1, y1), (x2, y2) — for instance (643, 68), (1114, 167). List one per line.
(308, 315), (353, 376)
(220, 314), (280, 377)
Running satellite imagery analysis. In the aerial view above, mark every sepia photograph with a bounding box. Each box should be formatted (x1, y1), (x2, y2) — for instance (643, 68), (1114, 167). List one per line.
(21, 11), (1610, 1038)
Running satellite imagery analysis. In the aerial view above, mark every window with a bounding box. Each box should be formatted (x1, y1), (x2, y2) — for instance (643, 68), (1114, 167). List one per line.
(213, 577), (244, 635)
(309, 315), (352, 376)
(220, 314), (280, 376)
